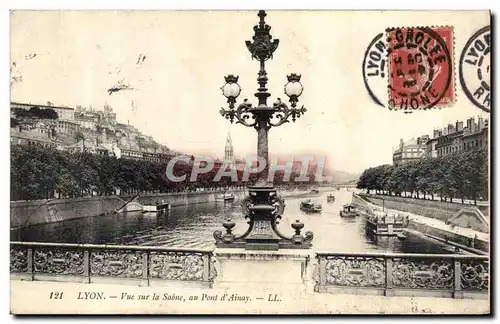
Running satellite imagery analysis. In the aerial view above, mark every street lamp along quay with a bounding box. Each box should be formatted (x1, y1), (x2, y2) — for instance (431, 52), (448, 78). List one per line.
(214, 10), (313, 250)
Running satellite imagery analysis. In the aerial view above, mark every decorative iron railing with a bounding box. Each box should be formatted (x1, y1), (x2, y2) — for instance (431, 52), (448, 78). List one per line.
(314, 252), (489, 299)
(11, 242), (489, 299)
(10, 242), (217, 287)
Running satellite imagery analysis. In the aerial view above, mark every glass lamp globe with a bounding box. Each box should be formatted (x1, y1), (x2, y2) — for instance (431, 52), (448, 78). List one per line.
(284, 73), (303, 98)
(285, 81), (303, 97)
(221, 75), (241, 99)
(222, 82), (241, 99)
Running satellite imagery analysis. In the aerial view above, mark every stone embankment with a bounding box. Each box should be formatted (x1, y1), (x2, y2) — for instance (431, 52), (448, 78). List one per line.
(11, 188), (325, 229)
(352, 193), (489, 253)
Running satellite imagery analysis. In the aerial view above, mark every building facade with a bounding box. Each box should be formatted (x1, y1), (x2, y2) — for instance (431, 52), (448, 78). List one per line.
(10, 130), (57, 148)
(434, 118), (488, 158)
(425, 136), (438, 158)
(11, 102), (75, 121)
(462, 117), (488, 152)
(392, 135), (429, 165)
(393, 117), (489, 164)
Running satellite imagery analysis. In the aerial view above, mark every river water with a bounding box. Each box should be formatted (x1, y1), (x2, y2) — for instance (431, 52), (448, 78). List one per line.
(11, 189), (458, 254)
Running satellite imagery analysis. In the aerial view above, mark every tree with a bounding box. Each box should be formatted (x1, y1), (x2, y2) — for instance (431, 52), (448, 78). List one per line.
(56, 172), (80, 198)
(387, 164), (407, 197)
(356, 145), (488, 203)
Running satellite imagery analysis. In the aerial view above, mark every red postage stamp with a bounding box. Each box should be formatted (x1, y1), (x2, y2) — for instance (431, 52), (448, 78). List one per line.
(387, 27), (455, 110)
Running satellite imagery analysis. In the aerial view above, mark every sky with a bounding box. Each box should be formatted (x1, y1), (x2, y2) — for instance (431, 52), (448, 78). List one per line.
(10, 10), (490, 173)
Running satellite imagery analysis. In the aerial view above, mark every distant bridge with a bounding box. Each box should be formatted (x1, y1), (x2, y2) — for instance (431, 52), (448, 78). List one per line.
(322, 179), (358, 189)
(329, 183), (357, 188)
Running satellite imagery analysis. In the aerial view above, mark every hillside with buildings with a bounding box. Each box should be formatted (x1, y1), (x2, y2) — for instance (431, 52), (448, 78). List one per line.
(10, 101), (179, 163)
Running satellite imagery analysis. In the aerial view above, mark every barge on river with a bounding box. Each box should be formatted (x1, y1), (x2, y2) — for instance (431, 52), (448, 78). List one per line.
(215, 193), (235, 202)
(365, 209), (407, 236)
(300, 199), (323, 213)
(339, 204), (359, 217)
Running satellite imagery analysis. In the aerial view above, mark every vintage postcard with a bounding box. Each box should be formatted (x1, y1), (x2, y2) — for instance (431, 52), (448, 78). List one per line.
(9, 9), (491, 315)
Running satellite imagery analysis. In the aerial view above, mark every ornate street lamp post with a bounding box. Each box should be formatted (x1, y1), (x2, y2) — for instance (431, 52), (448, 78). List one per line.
(214, 10), (313, 250)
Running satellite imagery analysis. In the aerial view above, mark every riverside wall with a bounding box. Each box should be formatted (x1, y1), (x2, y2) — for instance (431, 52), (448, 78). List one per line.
(352, 193), (489, 253)
(121, 188), (327, 207)
(358, 194), (489, 221)
(10, 196), (126, 229)
(407, 221), (489, 253)
(11, 188), (320, 229)
(123, 190), (247, 207)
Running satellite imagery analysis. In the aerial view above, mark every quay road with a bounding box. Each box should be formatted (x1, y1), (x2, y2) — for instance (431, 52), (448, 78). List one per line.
(12, 189), (464, 255)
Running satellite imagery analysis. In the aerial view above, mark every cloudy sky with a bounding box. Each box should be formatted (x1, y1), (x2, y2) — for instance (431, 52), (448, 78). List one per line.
(10, 10), (489, 173)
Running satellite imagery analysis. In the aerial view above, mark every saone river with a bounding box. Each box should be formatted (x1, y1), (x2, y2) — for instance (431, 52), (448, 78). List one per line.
(11, 189), (459, 254)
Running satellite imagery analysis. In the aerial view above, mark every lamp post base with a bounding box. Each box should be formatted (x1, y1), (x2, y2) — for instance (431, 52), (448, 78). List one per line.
(213, 247), (312, 292)
(214, 185), (314, 250)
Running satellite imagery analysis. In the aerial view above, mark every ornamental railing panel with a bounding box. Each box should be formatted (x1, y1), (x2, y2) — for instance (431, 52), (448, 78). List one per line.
(10, 245), (29, 273)
(149, 251), (205, 281)
(391, 257), (454, 290)
(323, 255), (386, 288)
(90, 249), (143, 278)
(34, 247), (85, 276)
(460, 258), (489, 291)
(10, 242), (216, 287)
(315, 252), (489, 299)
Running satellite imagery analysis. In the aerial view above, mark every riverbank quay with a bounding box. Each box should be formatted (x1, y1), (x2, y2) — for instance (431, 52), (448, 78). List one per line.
(359, 193), (489, 226)
(10, 279), (489, 314)
(10, 188), (331, 229)
(10, 196), (126, 229)
(352, 194), (489, 253)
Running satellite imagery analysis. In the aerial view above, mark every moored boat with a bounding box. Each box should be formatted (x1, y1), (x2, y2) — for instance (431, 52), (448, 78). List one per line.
(216, 193), (235, 202)
(365, 209), (407, 236)
(339, 204), (359, 217)
(156, 201), (171, 212)
(300, 199), (322, 213)
(142, 205), (157, 213)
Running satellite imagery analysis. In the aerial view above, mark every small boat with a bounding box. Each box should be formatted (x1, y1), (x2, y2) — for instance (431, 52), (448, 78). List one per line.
(365, 209), (405, 236)
(339, 204), (359, 217)
(216, 193), (235, 202)
(300, 199), (323, 213)
(156, 201), (171, 212)
(310, 189), (320, 195)
(327, 194), (335, 203)
(142, 205), (157, 213)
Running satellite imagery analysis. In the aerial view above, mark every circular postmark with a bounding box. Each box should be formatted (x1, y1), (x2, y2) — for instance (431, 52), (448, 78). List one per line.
(387, 27), (453, 111)
(459, 26), (491, 113)
(362, 33), (387, 107)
